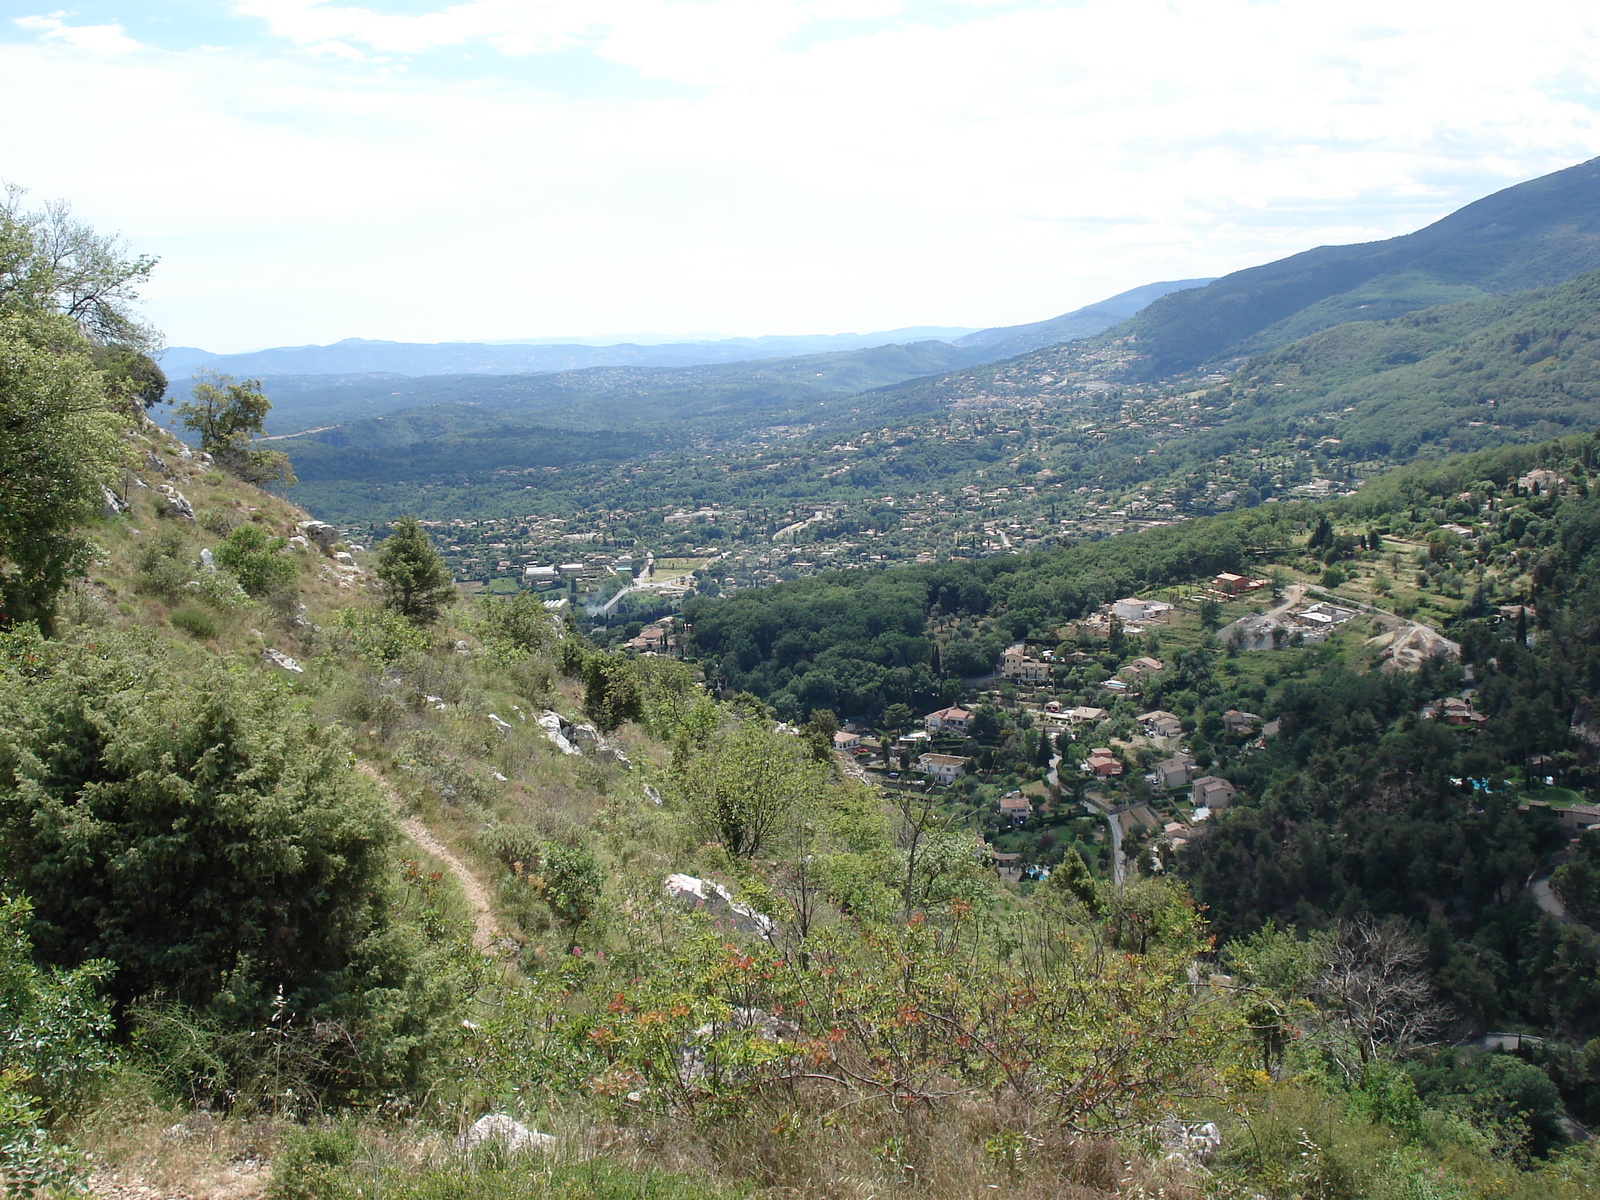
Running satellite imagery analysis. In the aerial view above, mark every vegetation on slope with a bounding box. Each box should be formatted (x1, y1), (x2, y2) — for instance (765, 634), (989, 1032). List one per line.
(10, 188), (1600, 1200)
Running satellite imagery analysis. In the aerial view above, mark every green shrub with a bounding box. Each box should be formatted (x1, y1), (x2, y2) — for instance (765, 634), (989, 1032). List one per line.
(214, 524), (296, 597)
(0, 895), (113, 1197)
(134, 529), (194, 601)
(198, 506), (242, 536)
(169, 604), (218, 640)
(334, 607), (430, 664)
(0, 627), (463, 1103)
(265, 1123), (360, 1200)
(538, 840), (601, 929)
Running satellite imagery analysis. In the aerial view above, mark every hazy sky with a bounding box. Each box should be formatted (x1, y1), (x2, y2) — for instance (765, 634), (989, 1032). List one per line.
(5, 1), (1600, 352)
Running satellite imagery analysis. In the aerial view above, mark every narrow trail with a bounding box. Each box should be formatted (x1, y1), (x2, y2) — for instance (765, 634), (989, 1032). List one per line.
(357, 762), (501, 952)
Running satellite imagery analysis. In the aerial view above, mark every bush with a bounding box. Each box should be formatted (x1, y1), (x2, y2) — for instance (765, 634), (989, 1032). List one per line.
(0, 627), (460, 1102)
(134, 529), (195, 602)
(169, 603), (218, 640)
(538, 840), (601, 930)
(214, 523), (296, 597)
(0, 895), (113, 1196)
(334, 606), (430, 664)
(198, 506), (242, 536)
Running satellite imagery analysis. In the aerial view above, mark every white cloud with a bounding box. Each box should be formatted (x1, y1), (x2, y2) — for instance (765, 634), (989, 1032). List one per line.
(4, 0), (1600, 349)
(13, 14), (144, 55)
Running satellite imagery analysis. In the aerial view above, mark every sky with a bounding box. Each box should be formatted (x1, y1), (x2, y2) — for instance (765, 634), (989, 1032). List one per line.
(4, 1), (1600, 352)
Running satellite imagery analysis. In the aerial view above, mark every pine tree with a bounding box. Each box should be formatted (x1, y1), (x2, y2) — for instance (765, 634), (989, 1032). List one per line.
(375, 516), (455, 625)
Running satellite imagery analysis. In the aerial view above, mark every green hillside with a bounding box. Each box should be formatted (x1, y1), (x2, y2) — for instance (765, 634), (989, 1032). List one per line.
(1122, 154), (1600, 377)
(250, 338), (987, 438)
(17, 167), (1600, 1200)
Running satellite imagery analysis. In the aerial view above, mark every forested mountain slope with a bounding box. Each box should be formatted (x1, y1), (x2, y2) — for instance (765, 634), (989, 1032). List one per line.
(1121, 154), (1600, 378)
(869, 155), (1600, 410)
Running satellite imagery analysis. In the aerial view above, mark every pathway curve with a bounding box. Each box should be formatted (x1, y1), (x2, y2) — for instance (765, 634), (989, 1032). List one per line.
(1532, 875), (1572, 923)
(357, 762), (500, 951)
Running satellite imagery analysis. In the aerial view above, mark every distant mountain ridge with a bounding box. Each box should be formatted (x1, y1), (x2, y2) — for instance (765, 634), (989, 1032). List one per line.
(951, 278), (1213, 358)
(1116, 155), (1600, 379)
(168, 279), (1207, 436)
(158, 327), (981, 381)
(161, 280), (1213, 391)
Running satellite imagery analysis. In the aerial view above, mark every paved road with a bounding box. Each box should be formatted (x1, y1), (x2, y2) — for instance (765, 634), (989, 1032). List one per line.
(1049, 756), (1125, 884)
(597, 551), (657, 614)
(1084, 786), (1126, 886)
(1532, 876), (1572, 922)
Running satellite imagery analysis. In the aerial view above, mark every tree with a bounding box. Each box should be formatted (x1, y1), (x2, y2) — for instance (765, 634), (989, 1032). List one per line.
(802, 707), (838, 762)
(1198, 597), (1222, 631)
(93, 342), (167, 409)
(1313, 917), (1446, 1080)
(680, 719), (825, 858)
(0, 314), (125, 629)
(375, 517), (454, 625)
(174, 372), (294, 485)
(1046, 847), (1098, 911)
(1, 189), (153, 629)
(1, 184), (160, 352)
(582, 652), (642, 732)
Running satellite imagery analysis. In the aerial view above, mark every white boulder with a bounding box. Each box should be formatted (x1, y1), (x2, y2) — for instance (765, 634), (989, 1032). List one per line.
(297, 520), (340, 551)
(458, 1114), (554, 1154)
(261, 648), (303, 674)
(664, 874), (777, 941)
(156, 484), (195, 521)
(536, 710), (581, 756)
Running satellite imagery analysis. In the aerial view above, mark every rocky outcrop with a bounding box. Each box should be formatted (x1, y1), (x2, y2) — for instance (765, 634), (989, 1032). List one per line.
(100, 486), (128, 519)
(156, 485), (195, 521)
(664, 873), (777, 941)
(261, 648), (303, 674)
(1158, 1116), (1221, 1166)
(536, 710), (581, 756)
(297, 520), (340, 551)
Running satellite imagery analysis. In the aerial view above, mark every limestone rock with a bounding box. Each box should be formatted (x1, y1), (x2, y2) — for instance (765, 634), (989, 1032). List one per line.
(536, 710), (581, 756)
(156, 484), (195, 521)
(570, 722), (632, 768)
(488, 713), (513, 738)
(297, 520), (340, 551)
(677, 1006), (798, 1087)
(199, 548), (215, 571)
(664, 873), (777, 941)
(100, 486), (128, 519)
(458, 1114), (554, 1154)
(1159, 1116), (1222, 1165)
(261, 648), (303, 674)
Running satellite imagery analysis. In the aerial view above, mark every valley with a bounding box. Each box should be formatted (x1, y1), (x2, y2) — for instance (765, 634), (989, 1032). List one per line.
(9, 154), (1600, 1200)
